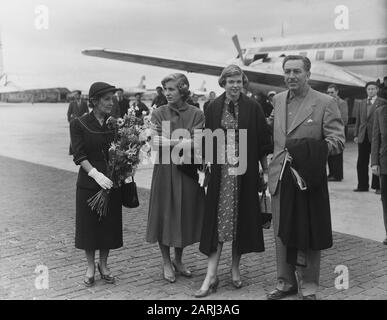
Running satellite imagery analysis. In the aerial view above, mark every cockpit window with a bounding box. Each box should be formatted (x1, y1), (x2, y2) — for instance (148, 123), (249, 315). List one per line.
(333, 50), (343, 60)
(316, 51), (325, 61)
(376, 47), (387, 58)
(354, 48), (364, 59)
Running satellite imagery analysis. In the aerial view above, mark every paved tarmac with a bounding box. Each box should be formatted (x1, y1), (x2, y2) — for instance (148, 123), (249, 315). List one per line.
(0, 155), (387, 300)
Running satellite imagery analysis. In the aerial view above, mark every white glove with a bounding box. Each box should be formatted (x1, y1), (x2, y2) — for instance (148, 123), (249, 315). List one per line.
(88, 168), (113, 190)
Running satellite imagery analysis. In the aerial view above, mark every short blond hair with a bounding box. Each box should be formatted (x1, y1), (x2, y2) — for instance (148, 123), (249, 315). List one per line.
(161, 73), (190, 101)
(218, 64), (249, 88)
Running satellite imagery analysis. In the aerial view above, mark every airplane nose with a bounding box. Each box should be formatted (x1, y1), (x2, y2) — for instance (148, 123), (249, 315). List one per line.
(311, 61), (370, 87)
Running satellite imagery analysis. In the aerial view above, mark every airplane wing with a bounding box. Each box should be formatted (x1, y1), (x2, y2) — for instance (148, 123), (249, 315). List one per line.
(82, 48), (226, 76)
(82, 48), (367, 97)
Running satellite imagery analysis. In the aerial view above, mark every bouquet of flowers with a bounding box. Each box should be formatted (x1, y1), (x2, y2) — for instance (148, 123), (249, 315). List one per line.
(87, 107), (154, 221)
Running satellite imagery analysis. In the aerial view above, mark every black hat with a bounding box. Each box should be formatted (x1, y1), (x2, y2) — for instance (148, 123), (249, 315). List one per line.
(89, 82), (118, 99)
(365, 81), (379, 89)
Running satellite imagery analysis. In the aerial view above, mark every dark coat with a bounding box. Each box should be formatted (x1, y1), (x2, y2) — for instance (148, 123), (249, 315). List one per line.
(111, 96), (130, 118)
(279, 138), (332, 261)
(67, 100), (89, 122)
(354, 97), (387, 143)
(371, 105), (387, 175)
(151, 94), (168, 108)
(199, 93), (272, 256)
(69, 112), (122, 250)
(70, 112), (114, 190)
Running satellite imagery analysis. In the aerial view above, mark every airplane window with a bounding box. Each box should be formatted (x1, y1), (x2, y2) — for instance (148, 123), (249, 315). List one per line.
(299, 52), (307, 57)
(316, 51), (325, 61)
(333, 50), (343, 60)
(376, 47), (387, 58)
(354, 48), (364, 59)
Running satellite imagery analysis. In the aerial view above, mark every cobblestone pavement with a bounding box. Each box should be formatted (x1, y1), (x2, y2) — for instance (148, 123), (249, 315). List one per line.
(1, 155), (387, 300)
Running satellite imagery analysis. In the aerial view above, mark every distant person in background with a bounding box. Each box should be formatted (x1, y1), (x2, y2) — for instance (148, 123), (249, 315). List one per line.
(203, 91), (216, 114)
(111, 88), (130, 118)
(353, 82), (386, 193)
(261, 91), (275, 118)
(378, 76), (387, 100)
(326, 84), (349, 182)
(67, 90), (89, 122)
(67, 90), (89, 155)
(186, 94), (200, 108)
(371, 103), (387, 244)
(151, 86), (168, 108)
(132, 93), (149, 118)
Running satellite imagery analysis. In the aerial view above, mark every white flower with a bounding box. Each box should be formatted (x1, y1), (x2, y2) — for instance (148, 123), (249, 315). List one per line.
(109, 143), (117, 152)
(142, 111), (147, 115)
(117, 118), (124, 127)
(135, 106), (139, 111)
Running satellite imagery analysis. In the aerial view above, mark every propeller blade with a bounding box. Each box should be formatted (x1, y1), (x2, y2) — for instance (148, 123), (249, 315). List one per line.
(232, 34), (246, 65)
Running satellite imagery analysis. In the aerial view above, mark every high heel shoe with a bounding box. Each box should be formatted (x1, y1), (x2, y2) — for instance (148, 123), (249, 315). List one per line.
(97, 263), (115, 284)
(162, 265), (176, 283)
(83, 275), (95, 287)
(230, 271), (242, 289)
(83, 265), (95, 287)
(194, 276), (219, 298)
(172, 260), (192, 278)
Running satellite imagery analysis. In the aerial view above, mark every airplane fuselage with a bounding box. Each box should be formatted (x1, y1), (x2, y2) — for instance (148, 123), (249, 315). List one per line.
(242, 37), (387, 81)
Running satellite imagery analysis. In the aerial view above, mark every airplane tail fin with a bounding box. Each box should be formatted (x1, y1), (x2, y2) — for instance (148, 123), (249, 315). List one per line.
(198, 80), (207, 92)
(138, 75), (146, 89)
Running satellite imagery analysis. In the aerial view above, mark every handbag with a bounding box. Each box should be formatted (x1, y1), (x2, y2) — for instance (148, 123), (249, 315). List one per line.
(121, 176), (139, 208)
(260, 191), (272, 229)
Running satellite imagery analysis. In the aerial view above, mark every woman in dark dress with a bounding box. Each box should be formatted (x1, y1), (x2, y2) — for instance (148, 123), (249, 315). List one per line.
(70, 82), (122, 287)
(146, 73), (205, 283)
(195, 65), (271, 297)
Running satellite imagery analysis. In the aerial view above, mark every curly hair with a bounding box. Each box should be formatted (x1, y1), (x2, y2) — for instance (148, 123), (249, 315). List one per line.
(161, 73), (191, 101)
(218, 64), (249, 88)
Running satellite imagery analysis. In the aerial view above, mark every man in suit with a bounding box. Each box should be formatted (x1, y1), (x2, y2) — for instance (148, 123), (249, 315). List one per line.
(371, 104), (387, 245)
(203, 91), (216, 114)
(378, 76), (387, 100)
(132, 93), (149, 118)
(267, 55), (345, 300)
(326, 84), (349, 181)
(151, 86), (168, 108)
(353, 82), (386, 193)
(67, 90), (89, 155)
(67, 90), (89, 123)
(111, 88), (130, 118)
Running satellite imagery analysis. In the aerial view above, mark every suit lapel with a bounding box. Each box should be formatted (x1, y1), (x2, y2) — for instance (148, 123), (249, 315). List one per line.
(287, 89), (315, 135)
(277, 93), (287, 135)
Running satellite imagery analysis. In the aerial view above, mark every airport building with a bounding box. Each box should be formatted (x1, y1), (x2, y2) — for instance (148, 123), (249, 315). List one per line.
(0, 87), (70, 103)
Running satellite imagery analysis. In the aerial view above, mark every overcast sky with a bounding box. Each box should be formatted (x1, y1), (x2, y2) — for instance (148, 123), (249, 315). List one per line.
(0, 0), (386, 94)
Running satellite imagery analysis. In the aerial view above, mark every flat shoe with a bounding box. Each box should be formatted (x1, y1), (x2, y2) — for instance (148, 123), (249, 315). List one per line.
(172, 260), (192, 278)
